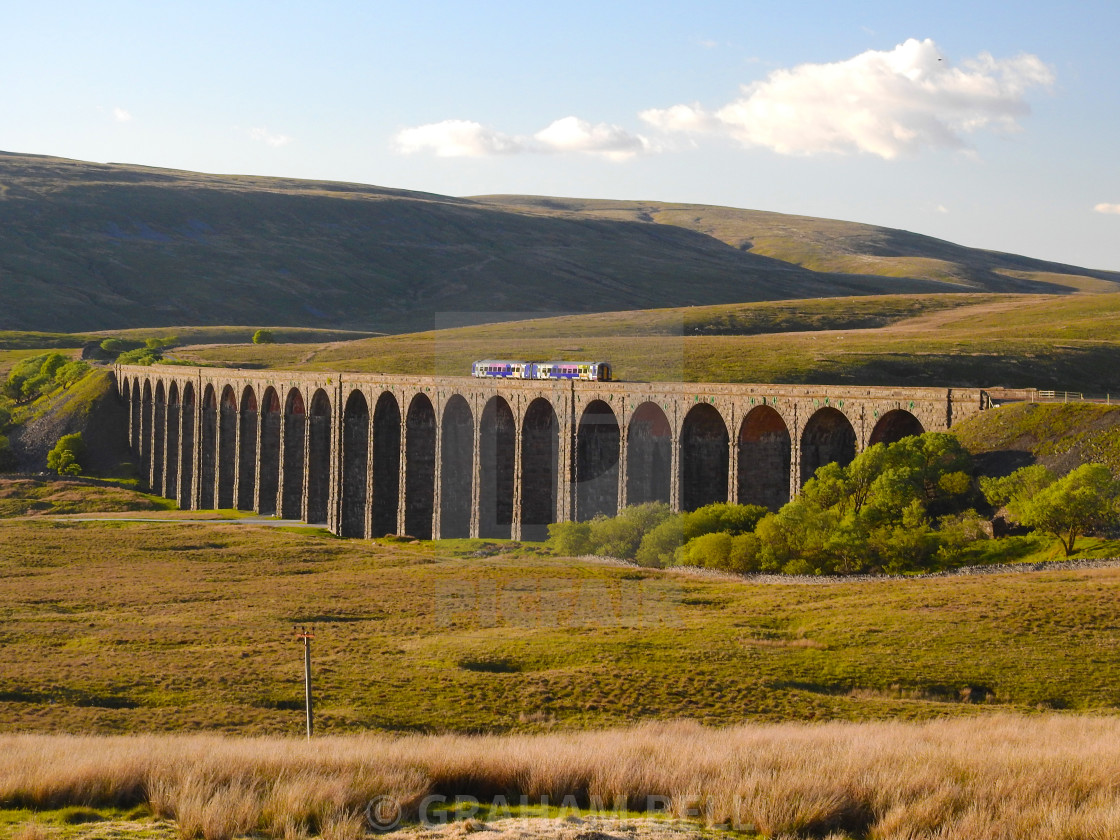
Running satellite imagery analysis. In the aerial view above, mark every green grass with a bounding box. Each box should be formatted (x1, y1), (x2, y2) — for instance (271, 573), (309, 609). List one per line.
(91, 325), (382, 345)
(1, 517), (1118, 735)
(0, 331), (90, 351)
(170, 293), (1120, 391)
(0, 478), (176, 518)
(0, 805), (167, 840)
(952, 402), (1120, 474)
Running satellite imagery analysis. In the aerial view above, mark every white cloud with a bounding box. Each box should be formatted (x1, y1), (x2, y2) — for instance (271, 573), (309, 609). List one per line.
(639, 103), (716, 133)
(533, 117), (651, 160)
(936, 204), (949, 214)
(640, 38), (1054, 159)
(395, 120), (523, 157)
(113, 107), (132, 123)
(1094, 203), (1120, 215)
(249, 127), (293, 148)
(395, 116), (651, 160)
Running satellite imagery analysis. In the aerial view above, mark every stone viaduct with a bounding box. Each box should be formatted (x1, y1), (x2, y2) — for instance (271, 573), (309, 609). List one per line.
(116, 364), (990, 540)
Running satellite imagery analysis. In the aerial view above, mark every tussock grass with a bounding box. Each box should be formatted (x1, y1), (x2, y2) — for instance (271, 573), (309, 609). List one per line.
(5, 717), (1120, 838)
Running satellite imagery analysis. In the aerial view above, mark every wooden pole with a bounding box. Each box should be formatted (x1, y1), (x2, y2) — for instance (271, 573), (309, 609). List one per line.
(295, 627), (314, 739)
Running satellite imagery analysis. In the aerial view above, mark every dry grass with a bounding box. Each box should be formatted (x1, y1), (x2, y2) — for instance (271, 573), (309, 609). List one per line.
(4, 717), (1120, 838)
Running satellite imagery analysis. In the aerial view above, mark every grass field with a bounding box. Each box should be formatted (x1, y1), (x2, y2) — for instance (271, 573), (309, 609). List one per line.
(2, 517), (1118, 736)
(169, 293), (1120, 391)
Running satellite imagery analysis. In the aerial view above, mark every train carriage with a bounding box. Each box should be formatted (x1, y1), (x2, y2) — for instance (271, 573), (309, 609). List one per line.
(472, 360), (612, 381)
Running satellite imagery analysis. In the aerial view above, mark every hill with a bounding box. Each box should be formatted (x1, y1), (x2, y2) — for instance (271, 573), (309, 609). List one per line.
(173, 292), (1120, 391)
(3, 151), (1118, 333)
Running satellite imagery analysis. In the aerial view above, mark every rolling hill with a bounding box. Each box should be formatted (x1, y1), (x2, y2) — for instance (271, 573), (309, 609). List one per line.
(3, 151), (1119, 333)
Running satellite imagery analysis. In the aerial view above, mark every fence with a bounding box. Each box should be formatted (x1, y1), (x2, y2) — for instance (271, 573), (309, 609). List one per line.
(1036, 390), (1114, 404)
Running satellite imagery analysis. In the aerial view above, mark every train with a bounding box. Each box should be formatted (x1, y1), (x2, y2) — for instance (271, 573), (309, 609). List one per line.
(471, 360), (613, 381)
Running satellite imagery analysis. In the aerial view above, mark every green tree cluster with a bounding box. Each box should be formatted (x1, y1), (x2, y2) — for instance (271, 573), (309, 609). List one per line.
(549, 433), (1120, 575)
(115, 348), (163, 365)
(3, 354), (91, 403)
(982, 463), (1120, 556)
(547, 501), (768, 571)
(47, 432), (85, 476)
(252, 329), (276, 344)
(749, 433), (978, 575)
(100, 336), (175, 364)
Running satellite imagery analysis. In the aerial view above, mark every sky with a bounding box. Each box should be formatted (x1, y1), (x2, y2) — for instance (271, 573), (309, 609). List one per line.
(3, 0), (1119, 270)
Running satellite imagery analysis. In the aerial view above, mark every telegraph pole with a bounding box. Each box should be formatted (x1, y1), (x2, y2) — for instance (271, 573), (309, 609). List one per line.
(294, 626), (314, 739)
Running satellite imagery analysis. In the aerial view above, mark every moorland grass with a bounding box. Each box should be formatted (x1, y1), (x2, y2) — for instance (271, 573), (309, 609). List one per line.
(0, 478), (176, 518)
(5, 717), (1120, 838)
(169, 293), (1120, 391)
(1, 518), (1119, 735)
(953, 401), (1120, 470)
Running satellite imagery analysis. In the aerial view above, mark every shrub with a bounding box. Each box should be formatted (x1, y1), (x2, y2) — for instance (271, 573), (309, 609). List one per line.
(47, 432), (85, 476)
(587, 502), (675, 560)
(252, 329), (277, 344)
(99, 338), (132, 354)
(636, 515), (684, 567)
(677, 531), (733, 568)
(546, 521), (593, 556)
(116, 348), (162, 365)
(727, 533), (763, 573)
(588, 514), (646, 560)
(681, 502), (768, 540)
(935, 509), (991, 565)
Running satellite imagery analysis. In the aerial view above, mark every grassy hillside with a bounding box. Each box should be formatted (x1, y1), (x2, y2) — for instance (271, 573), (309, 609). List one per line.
(1, 518), (1118, 735)
(952, 402), (1120, 476)
(173, 293), (1120, 391)
(476, 195), (1120, 292)
(3, 152), (1118, 333)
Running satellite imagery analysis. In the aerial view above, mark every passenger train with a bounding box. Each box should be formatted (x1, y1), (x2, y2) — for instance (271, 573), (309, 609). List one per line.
(471, 360), (612, 381)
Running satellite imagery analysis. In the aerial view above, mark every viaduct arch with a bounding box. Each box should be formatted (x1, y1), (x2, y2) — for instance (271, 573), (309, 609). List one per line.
(117, 365), (988, 538)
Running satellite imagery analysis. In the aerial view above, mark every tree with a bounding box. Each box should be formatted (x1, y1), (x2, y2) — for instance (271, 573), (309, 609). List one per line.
(47, 432), (85, 476)
(54, 360), (91, 389)
(99, 338), (136, 355)
(980, 465), (1055, 511)
(252, 329), (277, 344)
(1002, 463), (1120, 556)
(751, 432), (978, 575)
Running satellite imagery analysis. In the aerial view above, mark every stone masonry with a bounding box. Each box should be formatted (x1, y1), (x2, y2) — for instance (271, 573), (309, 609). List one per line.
(116, 365), (990, 539)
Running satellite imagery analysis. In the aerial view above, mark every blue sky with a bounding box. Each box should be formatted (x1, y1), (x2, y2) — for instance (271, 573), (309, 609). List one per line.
(3, 0), (1119, 269)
